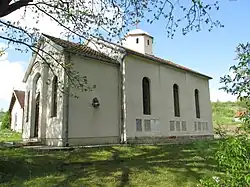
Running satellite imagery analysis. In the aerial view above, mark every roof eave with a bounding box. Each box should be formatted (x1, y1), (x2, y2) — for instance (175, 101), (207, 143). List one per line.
(63, 49), (119, 65)
(126, 49), (212, 80)
(8, 93), (16, 112)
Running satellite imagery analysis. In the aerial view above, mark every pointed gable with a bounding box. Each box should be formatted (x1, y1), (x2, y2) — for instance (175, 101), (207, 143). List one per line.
(9, 90), (25, 112)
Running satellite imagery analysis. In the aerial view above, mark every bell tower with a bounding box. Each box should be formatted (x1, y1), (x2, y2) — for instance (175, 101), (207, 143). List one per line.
(123, 28), (154, 55)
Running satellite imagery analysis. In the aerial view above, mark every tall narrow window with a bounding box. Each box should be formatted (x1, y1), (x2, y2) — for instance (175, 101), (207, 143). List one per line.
(173, 84), (180, 117)
(14, 113), (17, 126)
(195, 89), (200, 118)
(136, 38), (139, 44)
(142, 77), (151, 115)
(26, 91), (30, 122)
(147, 39), (150, 45)
(51, 76), (58, 117)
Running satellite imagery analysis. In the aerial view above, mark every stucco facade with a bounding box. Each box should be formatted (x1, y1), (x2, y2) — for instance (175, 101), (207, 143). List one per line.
(21, 30), (213, 146)
(10, 101), (23, 132)
(9, 90), (25, 133)
(124, 55), (213, 143)
(22, 40), (66, 146)
(67, 55), (120, 145)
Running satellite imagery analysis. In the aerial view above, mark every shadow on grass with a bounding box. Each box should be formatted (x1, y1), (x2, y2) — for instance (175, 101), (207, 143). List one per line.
(0, 140), (220, 186)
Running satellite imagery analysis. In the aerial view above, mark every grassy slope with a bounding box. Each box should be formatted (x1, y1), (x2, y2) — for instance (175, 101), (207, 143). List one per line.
(0, 140), (220, 187)
(2, 102), (242, 186)
(212, 101), (246, 127)
(0, 129), (22, 143)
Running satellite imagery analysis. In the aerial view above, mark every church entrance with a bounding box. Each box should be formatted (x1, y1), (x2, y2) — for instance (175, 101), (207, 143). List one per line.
(34, 92), (40, 138)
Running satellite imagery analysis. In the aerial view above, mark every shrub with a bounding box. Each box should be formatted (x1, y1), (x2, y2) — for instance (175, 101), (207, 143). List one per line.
(200, 135), (250, 186)
(200, 43), (250, 187)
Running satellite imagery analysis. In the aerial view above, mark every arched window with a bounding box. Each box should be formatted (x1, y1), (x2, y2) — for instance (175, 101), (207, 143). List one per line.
(195, 89), (200, 118)
(173, 84), (180, 117)
(26, 91), (30, 122)
(142, 77), (151, 115)
(51, 76), (58, 117)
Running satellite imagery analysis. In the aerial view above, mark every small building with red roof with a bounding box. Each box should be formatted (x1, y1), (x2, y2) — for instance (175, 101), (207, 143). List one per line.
(8, 89), (25, 132)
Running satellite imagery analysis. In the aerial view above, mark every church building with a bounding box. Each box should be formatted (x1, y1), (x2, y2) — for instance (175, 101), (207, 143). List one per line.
(22, 29), (213, 146)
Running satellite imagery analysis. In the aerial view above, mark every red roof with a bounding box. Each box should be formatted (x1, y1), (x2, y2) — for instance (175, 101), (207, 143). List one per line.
(9, 90), (25, 112)
(14, 90), (25, 108)
(235, 111), (247, 118)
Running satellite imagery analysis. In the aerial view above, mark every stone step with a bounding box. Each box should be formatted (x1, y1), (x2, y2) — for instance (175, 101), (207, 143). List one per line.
(22, 141), (42, 146)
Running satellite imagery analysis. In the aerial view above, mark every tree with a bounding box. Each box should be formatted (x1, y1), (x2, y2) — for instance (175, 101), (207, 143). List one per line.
(0, 110), (5, 123)
(1, 111), (10, 130)
(200, 43), (250, 187)
(0, 0), (223, 90)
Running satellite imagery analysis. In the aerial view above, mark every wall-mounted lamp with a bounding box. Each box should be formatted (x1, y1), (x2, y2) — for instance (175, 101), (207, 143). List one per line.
(92, 97), (100, 108)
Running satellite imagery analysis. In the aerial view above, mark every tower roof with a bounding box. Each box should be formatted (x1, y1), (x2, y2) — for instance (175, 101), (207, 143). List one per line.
(126, 29), (153, 38)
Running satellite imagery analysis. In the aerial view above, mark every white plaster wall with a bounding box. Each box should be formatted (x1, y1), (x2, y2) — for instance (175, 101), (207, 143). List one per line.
(124, 55), (213, 138)
(10, 101), (23, 133)
(22, 41), (65, 146)
(68, 55), (120, 143)
(123, 35), (146, 54)
(123, 35), (153, 55)
(22, 62), (44, 140)
(143, 35), (153, 55)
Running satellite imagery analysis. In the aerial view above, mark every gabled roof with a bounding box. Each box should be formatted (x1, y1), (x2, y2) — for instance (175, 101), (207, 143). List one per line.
(9, 90), (25, 112)
(43, 34), (117, 64)
(40, 34), (212, 80)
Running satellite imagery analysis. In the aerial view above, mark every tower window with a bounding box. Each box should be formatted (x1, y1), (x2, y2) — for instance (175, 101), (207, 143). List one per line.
(136, 38), (139, 44)
(147, 39), (150, 45)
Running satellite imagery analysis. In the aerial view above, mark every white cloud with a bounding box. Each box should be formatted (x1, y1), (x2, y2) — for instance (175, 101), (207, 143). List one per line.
(2, 1), (123, 40)
(210, 88), (237, 102)
(0, 51), (25, 110)
(3, 5), (65, 37)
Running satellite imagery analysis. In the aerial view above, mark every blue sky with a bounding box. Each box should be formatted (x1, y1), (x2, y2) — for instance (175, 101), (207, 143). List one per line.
(0, 0), (249, 110)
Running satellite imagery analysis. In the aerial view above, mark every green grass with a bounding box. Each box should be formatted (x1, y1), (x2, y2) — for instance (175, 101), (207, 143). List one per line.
(0, 140), (221, 187)
(0, 129), (22, 143)
(212, 101), (246, 127)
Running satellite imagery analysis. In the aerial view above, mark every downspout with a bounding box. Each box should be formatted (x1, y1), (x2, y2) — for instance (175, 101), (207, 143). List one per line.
(63, 52), (70, 146)
(120, 51), (127, 144)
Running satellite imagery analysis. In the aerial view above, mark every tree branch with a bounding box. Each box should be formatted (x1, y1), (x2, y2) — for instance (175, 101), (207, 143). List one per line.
(0, 0), (33, 18)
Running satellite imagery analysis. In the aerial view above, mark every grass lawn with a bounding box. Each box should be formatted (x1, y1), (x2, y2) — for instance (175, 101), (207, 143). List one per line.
(0, 129), (22, 143)
(0, 140), (220, 187)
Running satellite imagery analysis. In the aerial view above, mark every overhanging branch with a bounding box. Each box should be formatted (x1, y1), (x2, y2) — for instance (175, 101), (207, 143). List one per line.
(0, 0), (33, 18)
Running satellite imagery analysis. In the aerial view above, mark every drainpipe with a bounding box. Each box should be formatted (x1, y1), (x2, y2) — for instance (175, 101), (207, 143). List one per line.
(63, 52), (70, 146)
(120, 52), (127, 144)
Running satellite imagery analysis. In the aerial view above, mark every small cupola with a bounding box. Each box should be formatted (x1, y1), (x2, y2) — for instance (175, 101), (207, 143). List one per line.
(122, 29), (153, 55)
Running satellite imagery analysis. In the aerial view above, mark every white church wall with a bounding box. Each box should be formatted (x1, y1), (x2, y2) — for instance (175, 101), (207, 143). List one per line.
(123, 35), (147, 54)
(22, 40), (65, 146)
(10, 101), (23, 133)
(22, 62), (44, 140)
(124, 55), (213, 139)
(43, 41), (66, 146)
(45, 66), (65, 146)
(67, 55), (121, 145)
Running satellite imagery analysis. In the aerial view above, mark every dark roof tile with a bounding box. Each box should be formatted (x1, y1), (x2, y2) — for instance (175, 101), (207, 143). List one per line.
(42, 34), (212, 79)
(43, 34), (117, 64)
